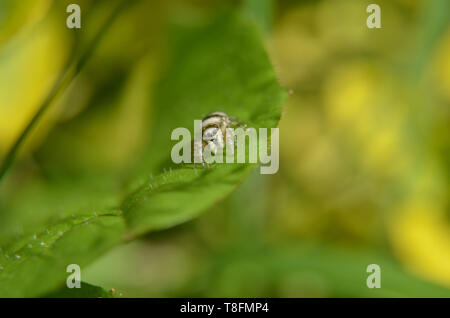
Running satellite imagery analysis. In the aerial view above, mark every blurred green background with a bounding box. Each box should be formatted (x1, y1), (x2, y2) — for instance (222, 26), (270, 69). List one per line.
(0, 0), (449, 297)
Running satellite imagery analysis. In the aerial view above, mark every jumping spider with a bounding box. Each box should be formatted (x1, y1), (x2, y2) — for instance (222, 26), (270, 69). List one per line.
(193, 111), (247, 168)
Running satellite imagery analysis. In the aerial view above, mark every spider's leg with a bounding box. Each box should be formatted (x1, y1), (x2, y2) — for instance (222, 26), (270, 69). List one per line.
(229, 116), (247, 130)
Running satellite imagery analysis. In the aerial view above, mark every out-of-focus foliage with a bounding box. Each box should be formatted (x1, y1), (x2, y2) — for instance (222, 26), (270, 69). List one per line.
(0, 0), (449, 297)
(45, 281), (118, 298)
(0, 1), (285, 297)
(272, 0), (450, 291)
(0, 0), (69, 157)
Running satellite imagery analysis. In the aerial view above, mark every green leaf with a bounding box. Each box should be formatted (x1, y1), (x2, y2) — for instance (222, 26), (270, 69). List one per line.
(122, 12), (286, 234)
(0, 11), (286, 297)
(122, 165), (255, 235)
(0, 212), (127, 297)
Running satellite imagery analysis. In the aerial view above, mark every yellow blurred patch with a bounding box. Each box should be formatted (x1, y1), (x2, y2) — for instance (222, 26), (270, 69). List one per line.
(391, 201), (450, 287)
(323, 61), (410, 178)
(0, 14), (69, 156)
(323, 62), (379, 141)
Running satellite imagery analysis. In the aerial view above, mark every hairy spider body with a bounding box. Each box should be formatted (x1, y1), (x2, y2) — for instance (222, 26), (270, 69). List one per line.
(193, 111), (246, 167)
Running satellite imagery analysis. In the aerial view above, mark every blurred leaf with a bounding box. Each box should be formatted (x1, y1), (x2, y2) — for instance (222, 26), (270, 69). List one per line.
(242, 0), (274, 34)
(189, 244), (450, 297)
(45, 281), (118, 298)
(0, 0), (134, 182)
(0, 0), (51, 47)
(411, 0), (450, 78)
